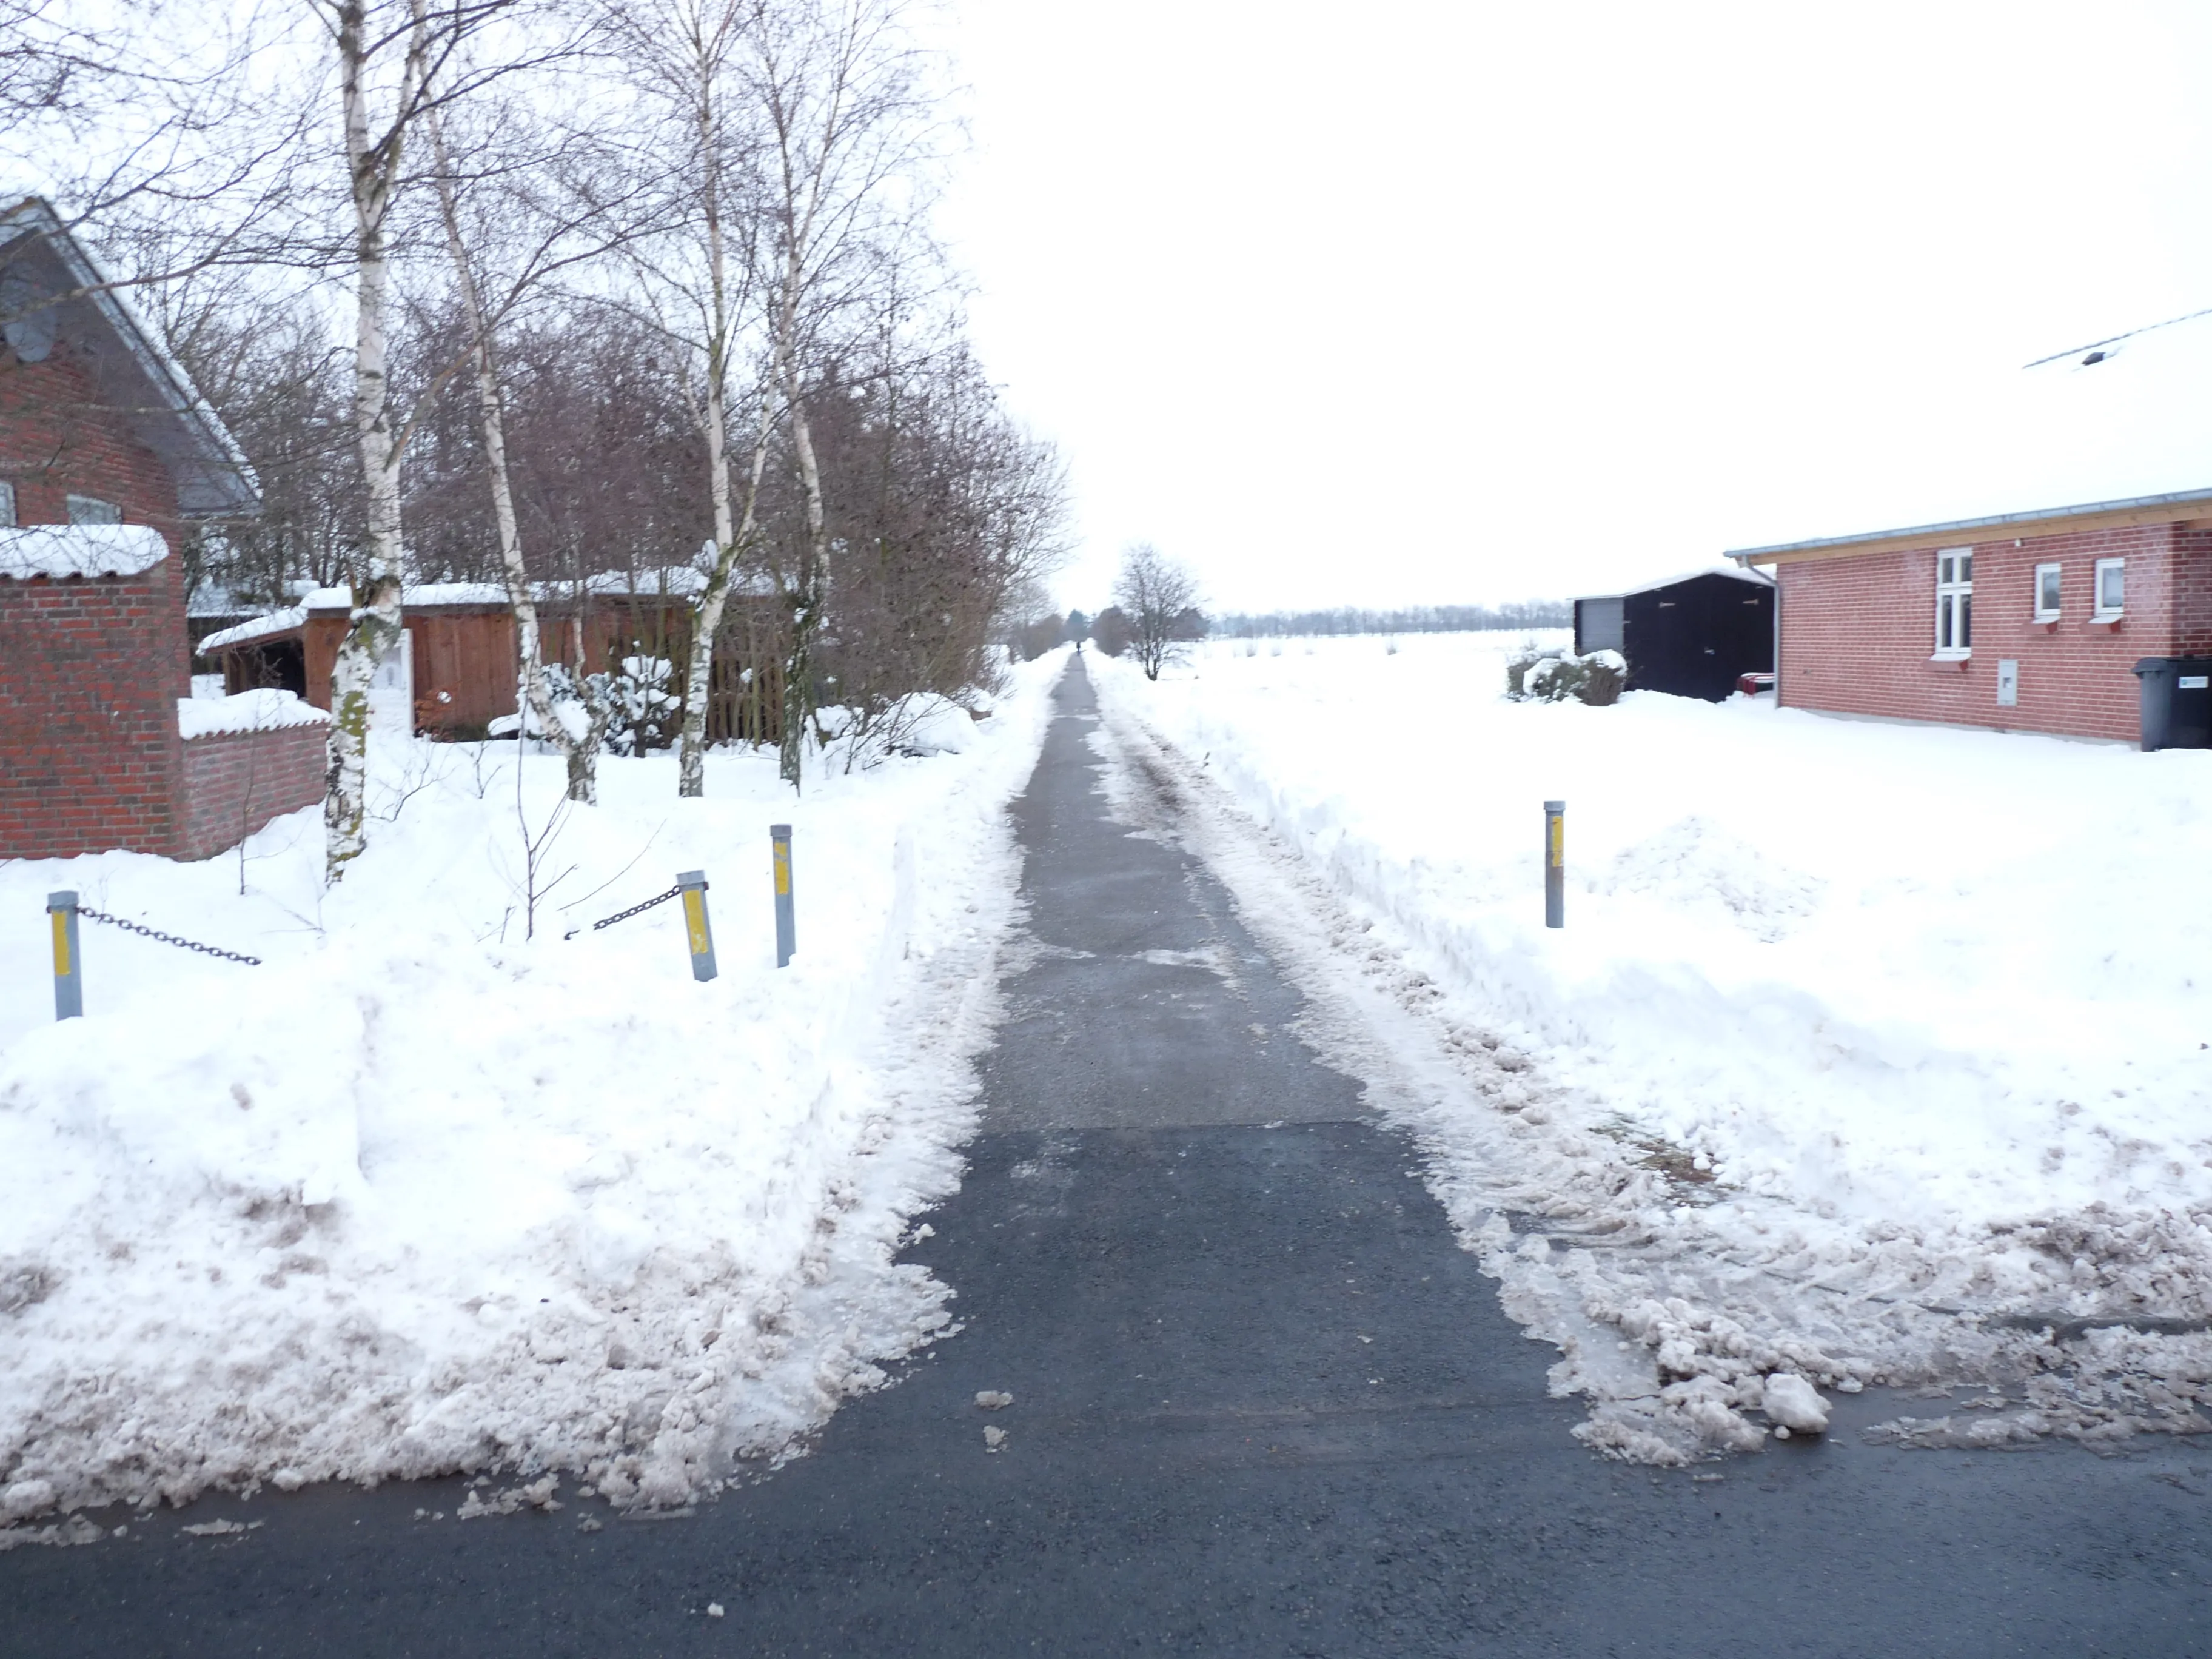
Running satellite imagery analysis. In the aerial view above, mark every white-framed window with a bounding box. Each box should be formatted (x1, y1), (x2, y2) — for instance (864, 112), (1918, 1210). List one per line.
(1934, 546), (1972, 657)
(2033, 562), (2062, 620)
(65, 493), (120, 525)
(0, 481), (14, 527)
(2093, 556), (2125, 619)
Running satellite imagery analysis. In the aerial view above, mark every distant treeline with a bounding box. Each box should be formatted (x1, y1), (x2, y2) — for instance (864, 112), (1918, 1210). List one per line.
(1209, 601), (1570, 638)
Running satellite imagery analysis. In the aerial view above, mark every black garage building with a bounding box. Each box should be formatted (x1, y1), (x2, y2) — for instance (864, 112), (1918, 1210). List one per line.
(1573, 567), (1775, 702)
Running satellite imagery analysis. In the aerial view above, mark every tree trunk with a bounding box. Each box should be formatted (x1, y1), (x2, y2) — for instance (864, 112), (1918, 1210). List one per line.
(777, 339), (829, 789)
(324, 0), (424, 881)
(674, 57), (775, 800)
(425, 102), (598, 802)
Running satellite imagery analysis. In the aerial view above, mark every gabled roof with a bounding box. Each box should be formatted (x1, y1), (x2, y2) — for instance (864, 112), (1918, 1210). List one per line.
(1578, 564), (1774, 604)
(0, 195), (259, 519)
(1725, 484), (2212, 568)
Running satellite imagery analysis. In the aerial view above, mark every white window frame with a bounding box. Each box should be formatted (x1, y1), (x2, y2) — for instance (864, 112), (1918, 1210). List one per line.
(2033, 561), (2062, 621)
(64, 493), (121, 525)
(2091, 556), (2125, 621)
(1933, 546), (1973, 659)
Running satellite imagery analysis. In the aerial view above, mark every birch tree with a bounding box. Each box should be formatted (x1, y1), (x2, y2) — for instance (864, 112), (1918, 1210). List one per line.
(423, 89), (623, 802)
(312, 0), (531, 877)
(742, 0), (936, 789)
(602, 0), (936, 797)
(594, 0), (779, 800)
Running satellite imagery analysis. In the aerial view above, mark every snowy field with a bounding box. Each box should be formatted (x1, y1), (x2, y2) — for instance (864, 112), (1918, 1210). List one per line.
(0, 660), (1060, 1534)
(1093, 634), (2212, 1461)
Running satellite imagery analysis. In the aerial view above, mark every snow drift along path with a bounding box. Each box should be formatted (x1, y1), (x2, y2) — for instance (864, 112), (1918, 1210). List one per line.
(0, 658), (1062, 1532)
(1092, 637), (2212, 1464)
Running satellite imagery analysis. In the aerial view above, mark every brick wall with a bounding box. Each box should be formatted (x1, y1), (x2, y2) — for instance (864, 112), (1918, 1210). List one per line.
(0, 340), (185, 539)
(0, 558), (187, 858)
(175, 723), (326, 861)
(1777, 524), (2195, 743)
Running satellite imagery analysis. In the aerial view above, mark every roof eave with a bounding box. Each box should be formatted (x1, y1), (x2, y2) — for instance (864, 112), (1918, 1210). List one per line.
(0, 197), (261, 518)
(1728, 485), (2212, 567)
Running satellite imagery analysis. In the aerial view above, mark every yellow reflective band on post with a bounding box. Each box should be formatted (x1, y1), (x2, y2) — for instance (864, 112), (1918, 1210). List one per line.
(1548, 816), (1564, 867)
(774, 845), (791, 897)
(682, 888), (709, 957)
(50, 908), (69, 976)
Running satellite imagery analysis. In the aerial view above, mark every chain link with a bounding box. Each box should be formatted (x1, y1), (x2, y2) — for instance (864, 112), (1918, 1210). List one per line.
(568, 882), (687, 940)
(75, 905), (262, 966)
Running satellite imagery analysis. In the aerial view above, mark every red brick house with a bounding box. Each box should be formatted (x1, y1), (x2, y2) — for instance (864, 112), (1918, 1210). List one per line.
(0, 195), (325, 861)
(1728, 487), (2212, 746)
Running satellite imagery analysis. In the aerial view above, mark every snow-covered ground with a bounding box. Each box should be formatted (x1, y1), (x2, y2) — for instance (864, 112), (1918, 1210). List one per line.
(1091, 634), (2212, 1462)
(0, 660), (1062, 1532)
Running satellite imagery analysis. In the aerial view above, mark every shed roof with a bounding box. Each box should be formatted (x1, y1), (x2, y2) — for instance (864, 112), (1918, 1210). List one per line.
(0, 196), (259, 520)
(1726, 484), (2212, 568)
(1578, 564), (1774, 604)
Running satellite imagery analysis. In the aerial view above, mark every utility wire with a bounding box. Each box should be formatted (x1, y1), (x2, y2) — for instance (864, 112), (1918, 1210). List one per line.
(2023, 304), (2212, 369)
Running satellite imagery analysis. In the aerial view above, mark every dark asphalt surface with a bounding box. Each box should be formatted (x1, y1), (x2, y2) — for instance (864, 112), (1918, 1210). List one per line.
(7, 655), (2212, 1656)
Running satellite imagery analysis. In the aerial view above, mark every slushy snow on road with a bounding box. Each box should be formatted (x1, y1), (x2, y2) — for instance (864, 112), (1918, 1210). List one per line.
(1091, 633), (2212, 1463)
(0, 658), (1062, 1530)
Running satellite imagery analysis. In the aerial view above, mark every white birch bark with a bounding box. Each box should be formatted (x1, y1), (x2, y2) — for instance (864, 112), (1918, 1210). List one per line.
(324, 0), (429, 880)
(425, 104), (604, 803)
(672, 15), (776, 800)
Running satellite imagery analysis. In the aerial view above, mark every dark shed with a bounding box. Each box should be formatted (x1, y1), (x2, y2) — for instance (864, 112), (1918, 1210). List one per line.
(1573, 567), (1775, 702)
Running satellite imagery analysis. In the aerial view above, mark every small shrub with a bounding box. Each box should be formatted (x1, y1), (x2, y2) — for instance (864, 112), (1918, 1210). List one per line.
(1509, 647), (1627, 707)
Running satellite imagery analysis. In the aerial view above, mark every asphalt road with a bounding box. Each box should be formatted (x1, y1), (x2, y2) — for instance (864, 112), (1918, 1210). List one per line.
(6, 655), (2212, 1657)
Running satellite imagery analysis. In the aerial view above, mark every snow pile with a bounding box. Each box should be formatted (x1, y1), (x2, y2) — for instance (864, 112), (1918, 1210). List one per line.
(1091, 634), (2212, 1462)
(0, 652), (1064, 1526)
(0, 524), (169, 581)
(176, 689), (329, 739)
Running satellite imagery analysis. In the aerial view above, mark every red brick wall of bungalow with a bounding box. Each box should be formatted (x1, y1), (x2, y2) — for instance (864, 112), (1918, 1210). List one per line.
(1733, 492), (2212, 745)
(0, 196), (316, 860)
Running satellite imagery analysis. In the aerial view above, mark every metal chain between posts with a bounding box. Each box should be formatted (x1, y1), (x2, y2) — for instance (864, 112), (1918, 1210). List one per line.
(568, 883), (685, 939)
(75, 904), (262, 966)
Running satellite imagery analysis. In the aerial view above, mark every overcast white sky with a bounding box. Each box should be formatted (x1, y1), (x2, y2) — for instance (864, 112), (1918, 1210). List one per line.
(932, 1), (2212, 614)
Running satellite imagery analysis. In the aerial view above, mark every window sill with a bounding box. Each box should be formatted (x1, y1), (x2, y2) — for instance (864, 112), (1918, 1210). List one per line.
(2031, 614), (2060, 626)
(1929, 651), (1972, 664)
(2090, 612), (2123, 626)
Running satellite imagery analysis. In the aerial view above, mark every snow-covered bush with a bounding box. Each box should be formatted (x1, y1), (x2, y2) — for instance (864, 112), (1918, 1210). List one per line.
(1509, 646), (1627, 706)
(597, 655), (682, 756)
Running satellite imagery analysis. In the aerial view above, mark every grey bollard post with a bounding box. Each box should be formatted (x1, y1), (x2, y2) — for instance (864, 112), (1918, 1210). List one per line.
(1543, 801), (1565, 929)
(771, 823), (796, 968)
(677, 870), (718, 982)
(48, 890), (82, 1019)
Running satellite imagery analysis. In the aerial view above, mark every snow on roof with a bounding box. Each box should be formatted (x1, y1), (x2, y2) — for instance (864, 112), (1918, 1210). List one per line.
(1579, 564), (1774, 603)
(0, 523), (169, 580)
(198, 571), (749, 650)
(196, 604), (307, 652)
(176, 688), (327, 740)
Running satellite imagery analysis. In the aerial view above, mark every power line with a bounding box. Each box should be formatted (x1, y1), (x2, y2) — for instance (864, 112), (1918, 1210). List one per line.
(2023, 304), (2212, 370)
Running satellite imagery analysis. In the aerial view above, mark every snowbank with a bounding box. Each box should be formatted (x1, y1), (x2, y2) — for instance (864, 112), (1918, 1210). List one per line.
(1093, 635), (2212, 1461)
(0, 524), (168, 581)
(176, 688), (329, 739)
(0, 652), (1065, 1525)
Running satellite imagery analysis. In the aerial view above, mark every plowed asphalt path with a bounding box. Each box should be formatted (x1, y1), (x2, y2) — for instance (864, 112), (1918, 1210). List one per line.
(7, 656), (2212, 1656)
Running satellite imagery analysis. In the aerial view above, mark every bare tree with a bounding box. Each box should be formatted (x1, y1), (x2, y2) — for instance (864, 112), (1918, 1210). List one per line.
(313, 0), (555, 878)
(421, 69), (635, 803)
(595, 0), (780, 799)
(1112, 543), (1200, 682)
(600, 0), (942, 797)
